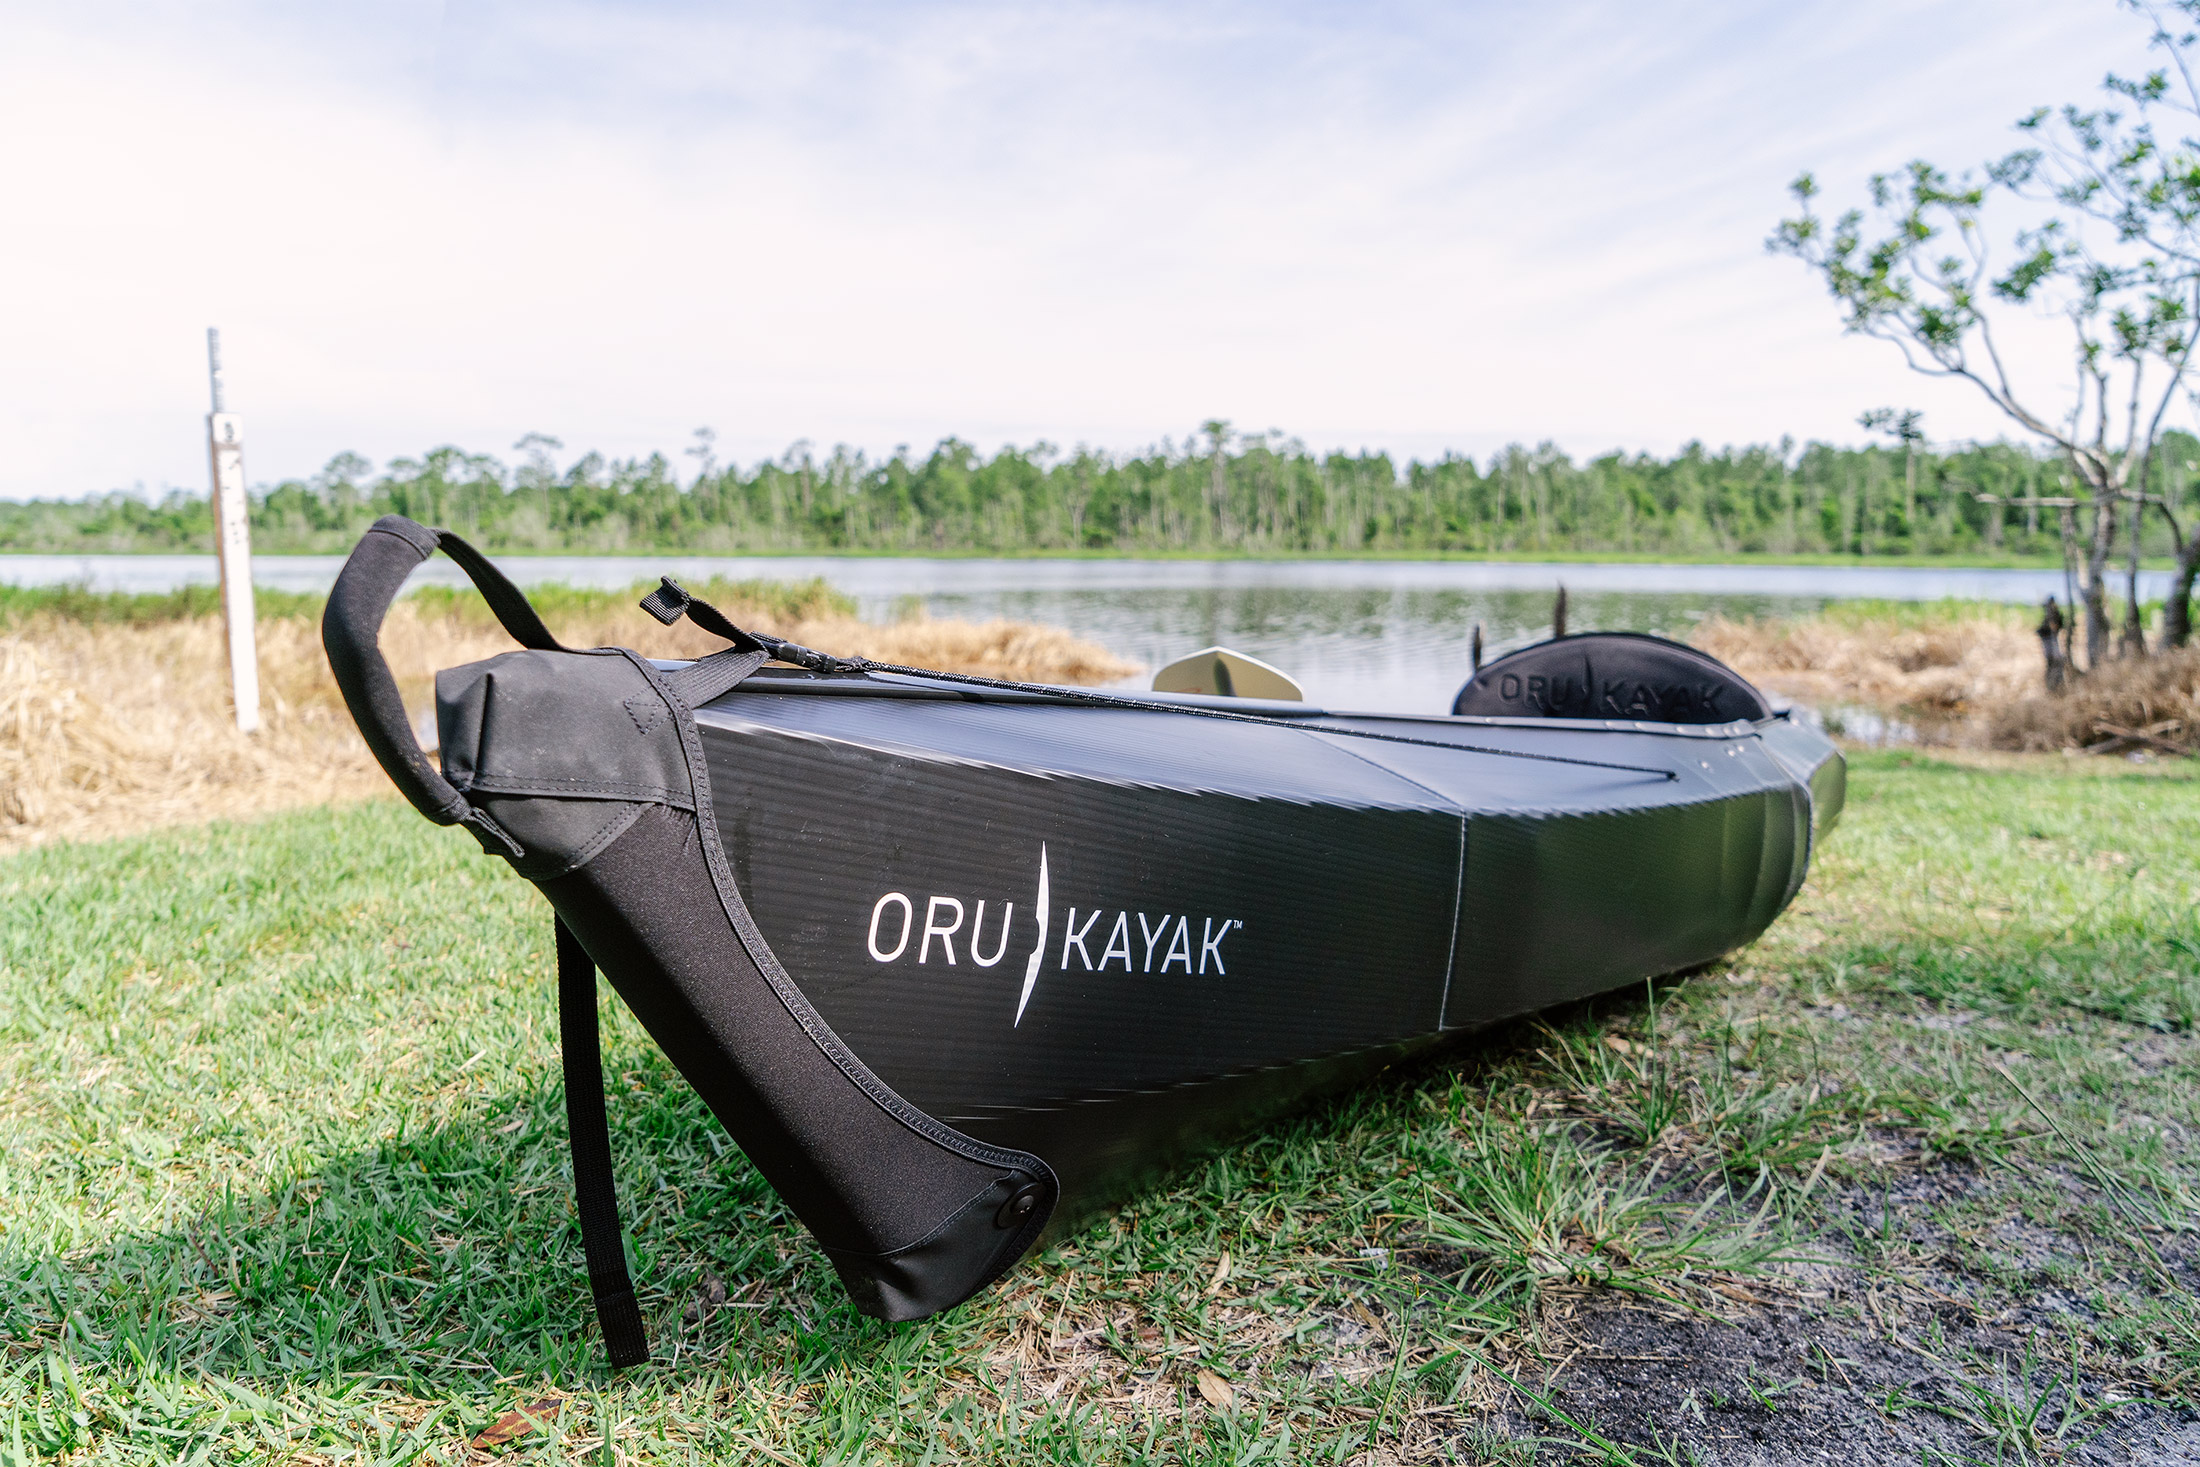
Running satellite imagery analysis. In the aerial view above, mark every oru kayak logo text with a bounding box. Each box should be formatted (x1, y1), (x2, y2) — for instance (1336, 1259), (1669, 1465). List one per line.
(863, 844), (1243, 1026)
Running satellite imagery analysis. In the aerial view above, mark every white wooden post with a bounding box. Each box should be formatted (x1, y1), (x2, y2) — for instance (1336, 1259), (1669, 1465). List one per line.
(205, 328), (260, 733)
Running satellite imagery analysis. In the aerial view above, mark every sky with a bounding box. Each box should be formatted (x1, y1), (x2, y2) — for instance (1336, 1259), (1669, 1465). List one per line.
(0, 0), (2159, 498)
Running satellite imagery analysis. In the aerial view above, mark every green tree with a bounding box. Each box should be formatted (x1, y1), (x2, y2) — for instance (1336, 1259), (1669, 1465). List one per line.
(1858, 408), (1925, 540)
(2015, 0), (2200, 645)
(1774, 0), (2200, 660)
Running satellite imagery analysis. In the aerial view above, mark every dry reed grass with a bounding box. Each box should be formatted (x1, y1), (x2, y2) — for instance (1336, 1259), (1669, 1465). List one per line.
(0, 599), (1132, 852)
(0, 617), (379, 849)
(1987, 643), (2200, 755)
(1691, 608), (2039, 739)
(1693, 604), (2200, 754)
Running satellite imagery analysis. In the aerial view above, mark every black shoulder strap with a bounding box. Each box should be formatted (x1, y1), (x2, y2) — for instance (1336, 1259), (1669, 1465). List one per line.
(556, 918), (651, 1369)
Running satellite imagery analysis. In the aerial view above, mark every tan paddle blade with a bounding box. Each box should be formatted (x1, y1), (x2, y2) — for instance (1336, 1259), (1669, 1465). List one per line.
(1150, 646), (1304, 702)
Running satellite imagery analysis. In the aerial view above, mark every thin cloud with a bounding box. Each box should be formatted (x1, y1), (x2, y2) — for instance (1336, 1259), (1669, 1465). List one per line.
(0, 0), (2150, 497)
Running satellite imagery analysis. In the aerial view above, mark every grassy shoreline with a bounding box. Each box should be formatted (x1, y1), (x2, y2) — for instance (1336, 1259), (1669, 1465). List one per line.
(3, 546), (2161, 570)
(0, 581), (2097, 635)
(1, 752), (2194, 1461)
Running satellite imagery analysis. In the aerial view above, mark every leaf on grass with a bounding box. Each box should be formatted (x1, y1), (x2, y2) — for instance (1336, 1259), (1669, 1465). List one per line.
(1708, 1282), (1778, 1307)
(1603, 1035), (1634, 1054)
(1204, 1250), (1231, 1295)
(470, 1395), (564, 1449)
(685, 1271), (730, 1324)
(1196, 1368), (1235, 1409)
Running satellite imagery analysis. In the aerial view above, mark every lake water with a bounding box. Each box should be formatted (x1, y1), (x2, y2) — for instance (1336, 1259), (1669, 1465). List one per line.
(3, 552), (2165, 713)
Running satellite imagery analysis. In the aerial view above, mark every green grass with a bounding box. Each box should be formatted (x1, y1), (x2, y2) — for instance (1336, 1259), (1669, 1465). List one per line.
(1809, 596), (2032, 630)
(0, 577), (854, 631)
(0, 583), (324, 628)
(401, 577), (855, 629)
(0, 752), (2195, 1461)
(419, 547), (2111, 570)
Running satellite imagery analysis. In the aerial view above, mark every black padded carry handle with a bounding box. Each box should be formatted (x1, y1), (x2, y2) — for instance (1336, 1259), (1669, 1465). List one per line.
(323, 517), (467, 826)
(321, 514), (565, 848)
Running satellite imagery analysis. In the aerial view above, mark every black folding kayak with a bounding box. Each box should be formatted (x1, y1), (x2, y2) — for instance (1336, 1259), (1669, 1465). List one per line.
(322, 516), (1844, 1366)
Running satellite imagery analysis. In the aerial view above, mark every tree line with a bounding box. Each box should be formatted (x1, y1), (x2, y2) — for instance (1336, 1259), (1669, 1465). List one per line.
(6, 425), (2185, 562)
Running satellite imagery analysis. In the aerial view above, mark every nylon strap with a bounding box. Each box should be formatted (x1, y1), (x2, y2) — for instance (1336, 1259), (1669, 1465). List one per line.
(435, 528), (568, 653)
(556, 918), (651, 1370)
(641, 579), (783, 705)
(667, 648), (768, 708)
(642, 577), (764, 652)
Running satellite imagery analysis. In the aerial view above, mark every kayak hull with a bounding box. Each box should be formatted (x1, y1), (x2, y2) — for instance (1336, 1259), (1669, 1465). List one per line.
(700, 673), (1842, 1230)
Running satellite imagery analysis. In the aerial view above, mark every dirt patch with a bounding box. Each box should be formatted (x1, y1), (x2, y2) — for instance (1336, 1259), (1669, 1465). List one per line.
(1485, 1304), (2200, 1464)
(1453, 1147), (2200, 1463)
